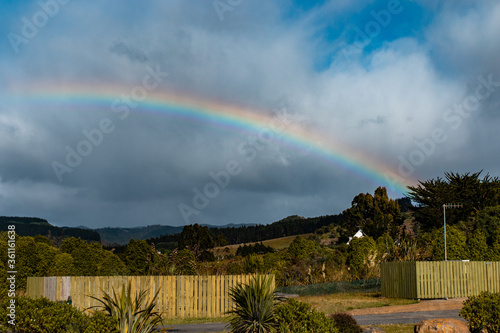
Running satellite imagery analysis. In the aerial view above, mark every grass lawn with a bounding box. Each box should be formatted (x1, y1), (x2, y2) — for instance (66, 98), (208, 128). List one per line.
(368, 324), (415, 333)
(298, 291), (418, 314)
(165, 316), (230, 326)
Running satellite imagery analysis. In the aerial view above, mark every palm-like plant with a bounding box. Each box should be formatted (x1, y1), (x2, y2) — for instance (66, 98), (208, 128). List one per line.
(88, 282), (165, 333)
(227, 275), (281, 333)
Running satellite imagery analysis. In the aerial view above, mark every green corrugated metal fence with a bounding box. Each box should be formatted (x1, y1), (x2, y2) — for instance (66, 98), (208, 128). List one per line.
(382, 261), (500, 299)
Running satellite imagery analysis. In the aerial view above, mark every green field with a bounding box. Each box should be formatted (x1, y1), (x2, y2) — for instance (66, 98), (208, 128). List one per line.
(213, 233), (311, 255)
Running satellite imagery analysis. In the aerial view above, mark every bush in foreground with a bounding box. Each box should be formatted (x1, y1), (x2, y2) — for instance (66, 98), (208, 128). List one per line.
(460, 291), (500, 333)
(330, 312), (363, 333)
(274, 298), (338, 333)
(0, 296), (117, 333)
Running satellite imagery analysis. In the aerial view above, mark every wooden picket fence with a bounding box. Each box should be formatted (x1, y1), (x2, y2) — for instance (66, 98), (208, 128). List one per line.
(381, 261), (500, 299)
(27, 275), (274, 319)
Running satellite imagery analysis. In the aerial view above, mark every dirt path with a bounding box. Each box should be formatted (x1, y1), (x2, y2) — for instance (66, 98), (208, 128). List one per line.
(347, 297), (466, 315)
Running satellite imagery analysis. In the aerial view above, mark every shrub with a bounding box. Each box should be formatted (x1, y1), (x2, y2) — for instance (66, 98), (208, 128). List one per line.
(198, 250), (216, 262)
(347, 236), (378, 279)
(288, 236), (321, 260)
(431, 225), (468, 260)
(236, 243), (275, 257)
(242, 254), (264, 274)
(228, 275), (280, 333)
(0, 296), (117, 333)
(274, 298), (338, 333)
(330, 312), (363, 333)
(460, 291), (500, 333)
(84, 310), (120, 333)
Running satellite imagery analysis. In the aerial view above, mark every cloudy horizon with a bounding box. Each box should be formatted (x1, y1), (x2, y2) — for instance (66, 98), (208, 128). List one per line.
(1, 0), (499, 228)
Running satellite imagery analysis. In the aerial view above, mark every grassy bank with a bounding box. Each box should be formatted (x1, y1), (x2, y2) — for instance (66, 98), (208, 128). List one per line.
(298, 291), (418, 314)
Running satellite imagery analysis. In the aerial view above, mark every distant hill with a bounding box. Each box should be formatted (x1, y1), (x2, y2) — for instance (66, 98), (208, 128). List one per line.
(96, 223), (258, 245)
(0, 216), (101, 242)
(96, 225), (185, 245)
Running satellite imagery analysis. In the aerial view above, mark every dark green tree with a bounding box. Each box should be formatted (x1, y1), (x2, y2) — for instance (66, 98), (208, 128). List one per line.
(407, 171), (500, 231)
(342, 187), (401, 239)
(287, 236), (320, 260)
(123, 239), (152, 275)
(34, 234), (53, 246)
(59, 237), (87, 255)
(49, 253), (76, 276)
(60, 239), (105, 276)
(473, 205), (500, 260)
(467, 229), (489, 261)
(16, 237), (40, 289)
(169, 248), (197, 275)
(214, 233), (229, 247)
(178, 224), (214, 254)
(34, 242), (57, 276)
(0, 261), (8, 298)
(98, 251), (127, 276)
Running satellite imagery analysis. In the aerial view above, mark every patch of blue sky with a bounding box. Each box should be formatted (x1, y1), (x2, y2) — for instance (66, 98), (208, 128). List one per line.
(281, 0), (330, 20)
(287, 0), (433, 71)
(353, 1), (432, 52)
(0, 0), (37, 55)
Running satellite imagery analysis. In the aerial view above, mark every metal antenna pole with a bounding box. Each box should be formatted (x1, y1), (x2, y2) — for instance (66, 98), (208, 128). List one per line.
(443, 203), (463, 262)
(443, 204), (447, 261)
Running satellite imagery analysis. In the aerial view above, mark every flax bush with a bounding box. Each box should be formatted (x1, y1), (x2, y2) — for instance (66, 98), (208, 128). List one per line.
(227, 275), (281, 333)
(89, 281), (164, 333)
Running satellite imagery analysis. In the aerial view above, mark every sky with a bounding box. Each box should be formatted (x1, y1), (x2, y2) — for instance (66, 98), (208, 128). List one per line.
(0, 0), (499, 229)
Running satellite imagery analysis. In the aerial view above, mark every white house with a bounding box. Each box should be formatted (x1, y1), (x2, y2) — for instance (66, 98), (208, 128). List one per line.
(347, 229), (365, 245)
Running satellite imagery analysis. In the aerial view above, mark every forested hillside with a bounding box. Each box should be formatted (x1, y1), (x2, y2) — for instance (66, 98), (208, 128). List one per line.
(0, 216), (100, 243)
(96, 225), (184, 245)
(148, 214), (342, 251)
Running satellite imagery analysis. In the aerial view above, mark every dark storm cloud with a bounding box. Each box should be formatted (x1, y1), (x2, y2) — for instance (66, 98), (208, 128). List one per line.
(1, 1), (500, 228)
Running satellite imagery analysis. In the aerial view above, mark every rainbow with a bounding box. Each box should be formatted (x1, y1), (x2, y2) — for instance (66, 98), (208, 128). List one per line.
(6, 83), (415, 195)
